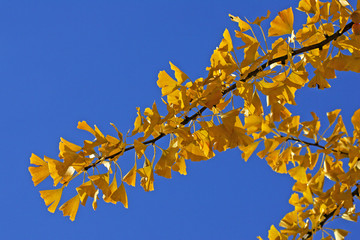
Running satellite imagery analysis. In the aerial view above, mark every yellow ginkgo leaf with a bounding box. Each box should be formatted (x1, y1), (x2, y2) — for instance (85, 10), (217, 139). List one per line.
(131, 107), (145, 136)
(244, 115), (263, 134)
(45, 156), (66, 186)
(270, 102), (292, 122)
(308, 74), (331, 89)
(155, 146), (178, 178)
(218, 29), (234, 52)
(29, 154), (50, 186)
(137, 156), (154, 191)
(278, 116), (300, 136)
(327, 109), (341, 126)
(279, 211), (297, 229)
(30, 153), (46, 166)
(268, 225), (286, 240)
(268, 7), (294, 36)
(59, 138), (82, 153)
(181, 142), (210, 162)
(338, 0), (350, 7)
(170, 61), (189, 84)
(76, 181), (96, 206)
(59, 194), (81, 221)
(297, 0), (317, 14)
(39, 188), (63, 213)
(58, 139), (81, 162)
(351, 109), (360, 135)
(157, 70), (177, 96)
(239, 141), (260, 162)
(172, 156), (187, 175)
(88, 173), (110, 195)
(308, 168), (325, 195)
(111, 182), (128, 208)
(77, 121), (96, 135)
(110, 123), (123, 142)
(103, 174), (118, 204)
(250, 10), (271, 25)
(133, 139), (147, 159)
(123, 160), (137, 187)
(334, 229), (349, 240)
(288, 166), (308, 184)
(240, 42), (260, 68)
(229, 14), (251, 32)
(236, 32), (258, 49)
(266, 150), (287, 174)
(45, 157), (75, 186)
(77, 121), (106, 143)
(92, 189), (99, 210)
(287, 70), (309, 88)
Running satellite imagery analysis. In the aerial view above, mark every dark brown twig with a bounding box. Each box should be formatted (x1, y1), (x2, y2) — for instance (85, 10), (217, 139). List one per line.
(284, 135), (359, 240)
(83, 22), (354, 172)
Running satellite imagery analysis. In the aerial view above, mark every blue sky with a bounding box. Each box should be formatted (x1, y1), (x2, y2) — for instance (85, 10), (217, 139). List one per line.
(1, 0), (360, 239)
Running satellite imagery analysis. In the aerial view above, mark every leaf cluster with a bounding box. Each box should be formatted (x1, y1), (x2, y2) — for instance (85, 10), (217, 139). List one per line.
(29, 0), (360, 239)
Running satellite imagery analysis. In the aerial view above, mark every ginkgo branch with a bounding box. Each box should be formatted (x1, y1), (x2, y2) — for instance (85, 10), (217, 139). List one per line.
(29, 2), (360, 235)
(285, 136), (348, 156)
(302, 186), (360, 240)
(284, 135), (360, 240)
(83, 21), (354, 172)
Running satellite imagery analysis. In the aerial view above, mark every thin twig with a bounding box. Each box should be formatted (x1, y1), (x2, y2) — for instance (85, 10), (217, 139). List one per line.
(83, 22), (354, 171)
(284, 135), (359, 240)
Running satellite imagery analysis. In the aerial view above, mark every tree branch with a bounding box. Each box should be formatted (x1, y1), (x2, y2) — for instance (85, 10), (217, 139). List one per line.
(83, 21), (354, 172)
(284, 135), (359, 240)
(301, 186), (359, 240)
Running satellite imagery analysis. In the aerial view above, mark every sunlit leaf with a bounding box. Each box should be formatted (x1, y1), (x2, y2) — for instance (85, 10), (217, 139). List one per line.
(45, 156), (67, 186)
(92, 189), (99, 210)
(288, 166), (308, 184)
(123, 160), (137, 187)
(110, 123), (123, 142)
(279, 211), (299, 234)
(249, 10), (271, 25)
(308, 168), (325, 195)
(351, 109), (360, 136)
(76, 181), (96, 206)
(268, 8), (294, 36)
(29, 154), (50, 186)
(297, 0), (317, 14)
(229, 14), (251, 32)
(111, 182), (128, 208)
(308, 74), (331, 89)
(77, 121), (96, 135)
(157, 70), (178, 96)
(172, 156), (187, 175)
(155, 146), (178, 178)
(137, 156), (154, 191)
(327, 109), (341, 126)
(133, 139), (147, 159)
(239, 141), (260, 162)
(132, 107), (143, 136)
(334, 229), (349, 240)
(59, 137), (82, 153)
(218, 29), (234, 52)
(268, 225), (286, 240)
(59, 195), (81, 221)
(88, 173), (110, 194)
(39, 188), (63, 213)
(103, 174), (119, 204)
(170, 61), (189, 84)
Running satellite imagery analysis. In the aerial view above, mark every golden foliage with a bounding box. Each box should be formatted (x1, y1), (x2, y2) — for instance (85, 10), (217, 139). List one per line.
(29, 1), (360, 239)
